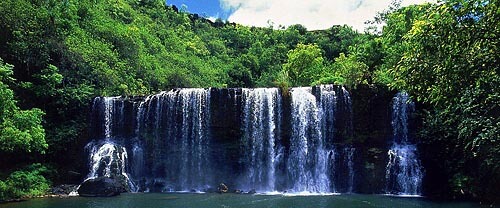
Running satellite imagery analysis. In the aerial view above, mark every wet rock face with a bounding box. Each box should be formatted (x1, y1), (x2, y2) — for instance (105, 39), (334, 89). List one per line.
(78, 177), (127, 197)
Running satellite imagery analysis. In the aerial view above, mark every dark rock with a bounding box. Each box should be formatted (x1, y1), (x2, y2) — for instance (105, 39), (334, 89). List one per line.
(50, 184), (79, 195)
(247, 189), (256, 194)
(217, 183), (228, 193)
(148, 180), (168, 192)
(78, 177), (126, 197)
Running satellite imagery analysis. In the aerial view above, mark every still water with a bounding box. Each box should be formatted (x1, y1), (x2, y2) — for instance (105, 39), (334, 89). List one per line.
(0, 193), (482, 208)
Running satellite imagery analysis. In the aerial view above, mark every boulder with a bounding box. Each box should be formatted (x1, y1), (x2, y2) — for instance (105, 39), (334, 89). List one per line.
(78, 177), (126, 197)
(217, 183), (228, 193)
(50, 184), (79, 195)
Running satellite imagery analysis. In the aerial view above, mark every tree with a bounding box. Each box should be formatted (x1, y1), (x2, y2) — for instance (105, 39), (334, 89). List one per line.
(282, 43), (325, 86)
(388, 0), (499, 200)
(0, 59), (46, 153)
(391, 0), (498, 106)
(334, 53), (369, 87)
(314, 53), (369, 87)
(380, 4), (430, 88)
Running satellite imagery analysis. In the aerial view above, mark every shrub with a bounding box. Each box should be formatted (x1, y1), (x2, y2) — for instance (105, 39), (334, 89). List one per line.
(0, 164), (51, 201)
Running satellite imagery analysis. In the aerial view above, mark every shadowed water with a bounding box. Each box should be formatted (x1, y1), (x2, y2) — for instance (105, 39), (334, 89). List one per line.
(0, 194), (482, 208)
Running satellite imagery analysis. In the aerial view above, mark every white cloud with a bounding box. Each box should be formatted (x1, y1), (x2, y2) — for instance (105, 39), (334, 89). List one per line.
(220, 0), (434, 31)
(208, 16), (218, 22)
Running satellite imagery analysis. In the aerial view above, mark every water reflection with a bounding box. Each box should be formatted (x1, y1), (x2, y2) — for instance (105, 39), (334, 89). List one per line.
(0, 193), (482, 208)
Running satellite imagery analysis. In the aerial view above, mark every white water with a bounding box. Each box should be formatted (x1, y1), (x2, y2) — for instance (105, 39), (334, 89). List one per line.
(179, 89), (211, 191)
(84, 97), (137, 192)
(138, 89), (212, 191)
(288, 87), (332, 193)
(84, 86), (360, 194)
(240, 88), (282, 192)
(386, 144), (423, 195)
(385, 92), (423, 196)
(319, 85), (338, 145)
(344, 146), (355, 193)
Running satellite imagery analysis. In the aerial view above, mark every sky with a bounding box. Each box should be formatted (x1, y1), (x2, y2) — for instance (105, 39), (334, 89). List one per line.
(167, 0), (434, 31)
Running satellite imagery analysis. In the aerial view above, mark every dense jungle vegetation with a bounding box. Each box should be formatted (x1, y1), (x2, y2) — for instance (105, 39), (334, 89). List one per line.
(0, 0), (498, 203)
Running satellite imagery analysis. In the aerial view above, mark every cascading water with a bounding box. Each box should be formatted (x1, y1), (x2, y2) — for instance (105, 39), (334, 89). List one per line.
(317, 85), (340, 193)
(130, 102), (145, 179)
(138, 89), (212, 192)
(80, 86), (369, 195)
(318, 85), (337, 145)
(339, 87), (356, 194)
(240, 88), (282, 192)
(344, 146), (355, 193)
(385, 92), (423, 196)
(84, 97), (137, 192)
(84, 141), (137, 191)
(288, 87), (332, 193)
(315, 85), (356, 194)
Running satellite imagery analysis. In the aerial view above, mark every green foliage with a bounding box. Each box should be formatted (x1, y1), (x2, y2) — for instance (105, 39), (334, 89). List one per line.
(348, 34), (384, 76)
(0, 59), (47, 153)
(313, 76), (345, 86)
(329, 53), (369, 87)
(282, 43), (325, 86)
(0, 180), (6, 200)
(29, 64), (63, 97)
(274, 70), (290, 97)
(305, 25), (358, 60)
(385, 0), (499, 200)
(392, 0), (497, 106)
(227, 63), (253, 87)
(379, 4), (430, 89)
(0, 164), (51, 200)
(372, 69), (394, 85)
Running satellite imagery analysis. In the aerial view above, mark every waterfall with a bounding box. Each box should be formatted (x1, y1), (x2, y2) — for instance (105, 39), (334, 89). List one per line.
(341, 87), (353, 139)
(279, 85), (354, 194)
(317, 85), (339, 193)
(339, 87), (355, 193)
(344, 146), (355, 193)
(385, 92), (423, 196)
(86, 142), (122, 179)
(80, 86), (397, 195)
(240, 88), (282, 192)
(319, 85), (337, 146)
(131, 102), (145, 179)
(386, 145), (422, 195)
(316, 85), (355, 194)
(84, 140), (137, 192)
(91, 96), (123, 139)
(131, 144), (144, 179)
(139, 89), (212, 192)
(288, 87), (331, 193)
(84, 97), (137, 192)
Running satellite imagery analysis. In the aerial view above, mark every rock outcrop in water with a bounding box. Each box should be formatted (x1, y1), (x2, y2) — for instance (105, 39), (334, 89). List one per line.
(78, 177), (126, 197)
